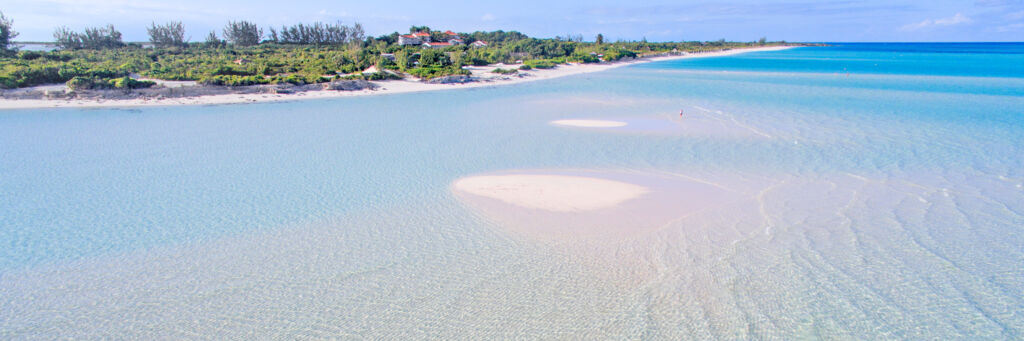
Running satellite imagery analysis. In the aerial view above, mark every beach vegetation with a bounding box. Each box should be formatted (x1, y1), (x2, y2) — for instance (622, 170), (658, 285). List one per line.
(340, 71), (401, 81)
(0, 11), (17, 55)
(67, 75), (155, 90)
(268, 22), (365, 46)
(0, 21), (787, 89)
(54, 25), (124, 50)
(523, 59), (557, 69)
(405, 65), (469, 79)
(417, 49), (451, 67)
(148, 22), (187, 48)
(204, 31), (225, 48)
(409, 26), (431, 34)
(223, 21), (262, 46)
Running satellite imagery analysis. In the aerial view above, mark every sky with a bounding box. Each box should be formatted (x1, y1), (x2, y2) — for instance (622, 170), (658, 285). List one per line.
(3, 0), (1023, 42)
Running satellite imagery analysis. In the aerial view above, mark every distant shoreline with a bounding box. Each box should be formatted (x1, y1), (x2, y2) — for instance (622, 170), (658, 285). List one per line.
(0, 46), (795, 110)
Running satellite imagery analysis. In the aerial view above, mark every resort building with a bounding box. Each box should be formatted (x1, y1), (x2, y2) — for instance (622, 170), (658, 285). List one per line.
(398, 32), (431, 46)
(401, 31), (463, 47)
(471, 41), (489, 47)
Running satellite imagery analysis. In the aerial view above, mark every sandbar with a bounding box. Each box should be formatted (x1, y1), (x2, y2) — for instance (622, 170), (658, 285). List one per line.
(453, 174), (649, 212)
(452, 170), (743, 240)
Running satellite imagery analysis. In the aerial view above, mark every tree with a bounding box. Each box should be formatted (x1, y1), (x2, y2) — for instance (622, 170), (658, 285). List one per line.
(409, 26), (430, 34)
(450, 51), (463, 67)
(595, 33), (603, 45)
(54, 25), (123, 50)
(418, 49), (449, 67)
(395, 49), (410, 69)
(81, 25), (123, 49)
(430, 31), (447, 43)
(349, 23), (365, 48)
(0, 11), (17, 55)
(267, 27), (279, 43)
(147, 21), (186, 48)
(204, 31), (224, 47)
(272, 21), (365, 46)
(223, 21), (262, 46)
(758, 36), (767, 45)
(54, 26), (82, 50)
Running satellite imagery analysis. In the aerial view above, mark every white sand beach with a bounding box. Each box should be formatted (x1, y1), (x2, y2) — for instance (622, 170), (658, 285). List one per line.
(0, 46), (794, 109)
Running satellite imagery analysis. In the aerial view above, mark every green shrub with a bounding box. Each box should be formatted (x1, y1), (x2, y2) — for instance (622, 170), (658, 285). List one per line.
(569, 53), (599, 63)
(66, 76), (96, 90)
(405, 66), (469, 79)
(108, 76), (155, 89)
(66, 76), (154, 90)
(341, 71), (401, 81)
(200, 74), (270, 86)
(523, 60), (556, 69)
(18, 51), (43, 60)
(601, 49), (637, 61)
(469, 57), (489, 66)
(212, 65), (254, 76)
(491, 68), (517, 74)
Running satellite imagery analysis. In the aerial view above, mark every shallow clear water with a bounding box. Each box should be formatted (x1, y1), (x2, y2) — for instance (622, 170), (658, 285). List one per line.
(1, 44), (1022, 338)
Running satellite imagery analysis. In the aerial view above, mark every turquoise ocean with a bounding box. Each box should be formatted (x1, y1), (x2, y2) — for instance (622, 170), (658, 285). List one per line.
(1, 44), (1022, 338)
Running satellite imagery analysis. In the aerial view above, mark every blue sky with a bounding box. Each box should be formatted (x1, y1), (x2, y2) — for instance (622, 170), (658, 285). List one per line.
(4, 0), (1023, 42)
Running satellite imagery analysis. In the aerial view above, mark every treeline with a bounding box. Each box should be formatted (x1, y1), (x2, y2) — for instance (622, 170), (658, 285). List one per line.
(54, 25), (124, 50)
(42, 20), (368, 49)
(148, 22), (186, 48)
(268, 22), (365, 46)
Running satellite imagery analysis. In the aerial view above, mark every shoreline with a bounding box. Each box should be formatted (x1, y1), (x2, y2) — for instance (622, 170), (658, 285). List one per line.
(0, 46), (795, 110)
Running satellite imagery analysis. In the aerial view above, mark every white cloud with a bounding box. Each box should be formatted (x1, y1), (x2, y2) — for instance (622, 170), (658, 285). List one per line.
(934, 13), (972, 25)
(480, 13), (495, 21)
(901, 13), (972, 31)
(995, 22), (1024, 31)
(314, 9), (351, 20)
